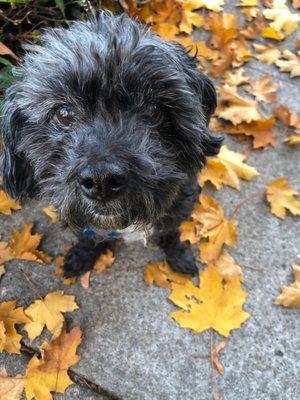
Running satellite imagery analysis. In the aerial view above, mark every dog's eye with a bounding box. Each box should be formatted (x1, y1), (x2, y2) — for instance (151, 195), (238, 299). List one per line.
(55, 105), (74, 126)
(144, 104), (163, 124)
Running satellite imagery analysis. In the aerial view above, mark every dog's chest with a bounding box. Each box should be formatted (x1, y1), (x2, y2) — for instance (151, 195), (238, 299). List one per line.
(86, 225), (153, 245)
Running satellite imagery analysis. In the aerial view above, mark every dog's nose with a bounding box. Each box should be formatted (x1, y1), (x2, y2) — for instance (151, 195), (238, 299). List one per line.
(79, 165), (128, 200)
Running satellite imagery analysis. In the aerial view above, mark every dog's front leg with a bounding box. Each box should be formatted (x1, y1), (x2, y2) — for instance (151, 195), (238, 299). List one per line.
(62, 234), (113, 277)
(157, 230), (198, 275)
(155, 179), (200, 275)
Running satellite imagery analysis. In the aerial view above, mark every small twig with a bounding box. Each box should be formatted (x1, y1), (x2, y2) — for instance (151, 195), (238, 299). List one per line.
(242, 264), (264, 272)
(19, 267), (43, 300)
(210, 329), (222, 400)
(230, 190), (265, 219)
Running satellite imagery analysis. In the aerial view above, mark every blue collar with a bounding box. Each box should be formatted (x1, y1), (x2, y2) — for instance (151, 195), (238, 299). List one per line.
(83, 227), (121, 239)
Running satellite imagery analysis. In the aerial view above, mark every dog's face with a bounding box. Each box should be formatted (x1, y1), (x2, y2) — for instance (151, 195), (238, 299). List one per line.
(1, 12), (221, 232)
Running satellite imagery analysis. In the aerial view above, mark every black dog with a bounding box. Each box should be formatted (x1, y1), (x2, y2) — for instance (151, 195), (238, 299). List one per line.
(1, 11), (221, 277)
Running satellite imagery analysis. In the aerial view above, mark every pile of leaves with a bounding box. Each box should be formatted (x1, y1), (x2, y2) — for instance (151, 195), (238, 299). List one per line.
(0, 0), (300, 399)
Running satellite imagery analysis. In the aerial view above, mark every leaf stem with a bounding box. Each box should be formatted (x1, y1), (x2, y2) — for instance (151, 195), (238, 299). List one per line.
(230, 190), (266, 219)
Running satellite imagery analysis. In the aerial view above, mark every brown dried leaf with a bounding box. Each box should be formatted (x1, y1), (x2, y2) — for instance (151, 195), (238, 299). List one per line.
(246, 74), (279, 103)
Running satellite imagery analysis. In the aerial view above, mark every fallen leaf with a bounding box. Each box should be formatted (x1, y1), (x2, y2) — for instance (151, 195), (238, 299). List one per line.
(215, 250), (243, 281)
(284, 132), (300, 145)
(197, 0), (224, 12)
(144, 261), (191, 288)
(253, 43), (281, 65)
(25, 326), (82, 400)
(193, 195), (238, 263)
(0, 42), (19, 62)
(199, 145), (259, 190)
(263, 0), (300, 37)
(80, 271), (91, 289)
(94, 250), (115, 274)
(275, 263), (300, 307)
(179, 4), (203, 34)
(0, 301), (30, 354)
(43, 205), (59, 223)
(273, 105), (300, 128)
(222, 68), (250, 86)
(205, 13), (237, 49)
(0, 241), (14, 266)
(62, 276), (77, 286)
(169, 264), (250, 336)
(211, 341), (226, 375)
(0, 369), (25, 400)
(246, 74), (279, 103)
(216, 85), (261, 124)
(275, 50), (300, 77)
(9, 224), (51, 263)
(154, 22), (179, 40)
(261, 26), (285, 40)
(223, 117), (276, 148)
(0, 322), (5, 352)
(266, 177), (300, 219)
(179, 220), (202, 244)
(0, 190), (21, 216)
(292, 0), (300, 8)
(24, 291), (78, 340)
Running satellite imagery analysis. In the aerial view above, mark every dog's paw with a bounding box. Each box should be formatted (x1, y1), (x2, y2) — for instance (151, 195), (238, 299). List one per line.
(62, 248), (95, 277)
(62, 239), (103, 277)
(167, 247), (198, 275)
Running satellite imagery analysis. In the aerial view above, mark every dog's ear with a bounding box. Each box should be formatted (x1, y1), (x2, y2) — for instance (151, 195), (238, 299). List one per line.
(168, 42), (222, 170)
(1, 100), (35, 201)
(172, 42), (217, 125)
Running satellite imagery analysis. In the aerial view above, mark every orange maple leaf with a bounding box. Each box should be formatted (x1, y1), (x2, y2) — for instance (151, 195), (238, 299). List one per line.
(193, 195), (238, 263)
(0, 190), (21, 216)
(25, 327), (82, 400)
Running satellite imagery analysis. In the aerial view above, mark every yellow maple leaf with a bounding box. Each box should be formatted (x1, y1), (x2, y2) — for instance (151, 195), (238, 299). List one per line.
(261, 26), (285, 41)
(253, 43), (281, 65)
(205, 13), (237, 49)
(276, 50), (300, 78)
(215, 250), (243, 281)
(199, 145), (259, 190)
(144, 261), (191, 288)
(246, 74), (279, 103)
(275, 263), (300, 308)
(0, 321), (5, 352)
(273, 105), (300, 128)
(0, 369), (25, 400)
(43, 205), (59, 223)
(179, 220), (202, 244)
(0, 190), (21, 216)
(24, 291), (78, 340)
(0, 300), (30, 354)
(223, 117), (276, 149)
(94, 250), (115, 274)
(154, 22), (179, 40)
(284, 132), (300, 145)
(169, 264), (250, 336)
(0, 240), (13, 266)
(266, 178), (300, 219)
(222, 68), (250, 87)
(237, 0), (259, 21)
(25, 326), (82, 400)
(194, 0), (224, 12)
(263, 0), (300, 37)
(216, 84), (261, 125)
(9, 224), (51, 264)
(179, 2), (203, 34)
(193, 195), (238, 263)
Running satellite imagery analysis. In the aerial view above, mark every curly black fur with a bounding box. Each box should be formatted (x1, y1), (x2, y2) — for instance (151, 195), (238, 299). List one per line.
(1, 12), (221, 276)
